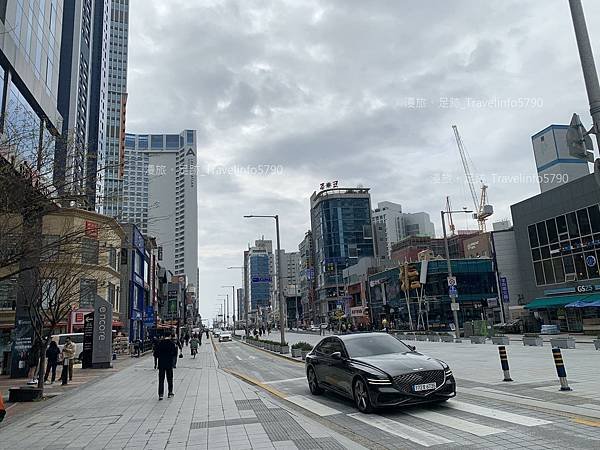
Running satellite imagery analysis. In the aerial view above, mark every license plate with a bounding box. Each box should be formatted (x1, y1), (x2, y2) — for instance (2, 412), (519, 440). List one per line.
(413, 382), (436, 392)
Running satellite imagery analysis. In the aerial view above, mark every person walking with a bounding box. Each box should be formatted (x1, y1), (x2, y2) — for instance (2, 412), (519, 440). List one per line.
(205, 328), (209, 339)
(190, 335), (199, 358)
(60, 337), (76, 385)
(184, 334), (190, 347)
(173, 336), (183, 369)
(157, 334), (178, 400)
(198, 331), (203, 346)
(152, 337), (160, 370)
(44, 340), (60, 384)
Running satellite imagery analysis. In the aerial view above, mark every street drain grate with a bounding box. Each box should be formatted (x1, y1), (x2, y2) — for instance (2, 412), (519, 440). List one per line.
(190, 417), (260, 429)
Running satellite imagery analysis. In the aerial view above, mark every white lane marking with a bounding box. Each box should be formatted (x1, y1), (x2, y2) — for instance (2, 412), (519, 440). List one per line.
(406, 409), (503, 436)
(236, 356), (242, 360)
(446, 400), (552, 427)
(264, 377), (306, 385)
(349, 413), (453, 447)
(462, 388), (600, 419)
(285, 395), (341, 416)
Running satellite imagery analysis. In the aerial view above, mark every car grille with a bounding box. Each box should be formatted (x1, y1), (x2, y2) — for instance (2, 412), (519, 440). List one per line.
(393, 370), (445, 394)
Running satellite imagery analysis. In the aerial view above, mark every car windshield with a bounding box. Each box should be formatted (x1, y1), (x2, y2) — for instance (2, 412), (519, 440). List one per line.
(344, 334), (412, 358)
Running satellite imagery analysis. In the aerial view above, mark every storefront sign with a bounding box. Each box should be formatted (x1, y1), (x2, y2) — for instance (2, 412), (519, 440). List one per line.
(576, 285), (594, 293)
(350, 307), (364, 317)
(586, 255), (597, 267)
(92, 296), (113, 369)
(82, 312), (94, 369)
(85, 221), (99, 238)
(499, 277), (510, 303)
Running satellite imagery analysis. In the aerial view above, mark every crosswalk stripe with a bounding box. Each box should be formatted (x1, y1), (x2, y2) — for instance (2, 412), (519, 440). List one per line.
(406, 409), (503, 436)
(285, 395), (341, 416)
(462, 387), (600, 419)
(446, 400), (552, 427)
(349, 413), (453, 447)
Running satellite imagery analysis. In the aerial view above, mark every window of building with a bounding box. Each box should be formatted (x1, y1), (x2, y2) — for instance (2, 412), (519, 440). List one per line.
(151, 134), (163, 149)
(80, 279), (97, 308)
(41, 235), (60, 261)
(82, 238), (99, 264)
(0, 278), (17, 310)
(165, 134), (180, 149)
(108, 246), (117, 269)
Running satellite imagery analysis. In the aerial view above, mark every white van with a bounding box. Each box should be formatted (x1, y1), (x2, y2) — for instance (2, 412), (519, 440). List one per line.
(51, 333), (84, 361)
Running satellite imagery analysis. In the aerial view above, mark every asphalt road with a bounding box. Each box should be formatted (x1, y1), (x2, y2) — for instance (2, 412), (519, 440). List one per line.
(214, 337), (600, 450)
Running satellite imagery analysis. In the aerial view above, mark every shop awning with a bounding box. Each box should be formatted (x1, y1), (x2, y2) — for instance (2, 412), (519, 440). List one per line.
(525, 293), (600, 309)
(566, 299), (600, 308)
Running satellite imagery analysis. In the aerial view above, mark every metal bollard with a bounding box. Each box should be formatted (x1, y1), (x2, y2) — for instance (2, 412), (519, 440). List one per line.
(498, 345), (513, 382)
(552, 347), (571, 391)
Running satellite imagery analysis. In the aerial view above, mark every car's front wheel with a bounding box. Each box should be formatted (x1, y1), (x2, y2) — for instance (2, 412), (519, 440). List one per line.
(354, 378), (373, 413)
(307, 366), (323, 395)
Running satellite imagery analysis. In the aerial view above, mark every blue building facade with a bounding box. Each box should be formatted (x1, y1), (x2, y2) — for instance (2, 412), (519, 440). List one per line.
(310, 187), (375, 323)
(128, 225), (147, 341)
(249, 252), (271, 310)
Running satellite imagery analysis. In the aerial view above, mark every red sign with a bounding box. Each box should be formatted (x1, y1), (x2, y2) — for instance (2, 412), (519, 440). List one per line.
(85, 221), (99, 238)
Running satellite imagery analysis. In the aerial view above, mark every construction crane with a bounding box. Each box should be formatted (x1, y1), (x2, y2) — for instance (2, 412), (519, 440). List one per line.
(452, 125), (493, 232)
(445, 196), (456, 236)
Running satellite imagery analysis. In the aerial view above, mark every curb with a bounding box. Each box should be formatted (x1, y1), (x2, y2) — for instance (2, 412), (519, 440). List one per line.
(232, 336), (304, 365)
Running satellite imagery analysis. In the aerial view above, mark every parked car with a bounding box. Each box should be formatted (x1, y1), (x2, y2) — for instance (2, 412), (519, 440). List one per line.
(51, 333), (85, 361)
(219, 331), (232, 342)
(309, 325), (320, 332)
(305, 332), (455, 413)
(212, 329), (221, 337)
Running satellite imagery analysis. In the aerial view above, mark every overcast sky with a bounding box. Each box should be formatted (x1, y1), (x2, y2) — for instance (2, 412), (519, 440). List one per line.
(127, 0), (600, 322)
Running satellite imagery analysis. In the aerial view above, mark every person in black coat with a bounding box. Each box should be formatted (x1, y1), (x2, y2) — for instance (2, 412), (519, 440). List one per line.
(156, 335), (178, 400)
(152, 337), (159, 369)
(44, 340), (60, 384)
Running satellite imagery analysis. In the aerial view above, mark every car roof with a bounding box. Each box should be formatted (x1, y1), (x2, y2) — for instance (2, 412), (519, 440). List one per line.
(335, 332), (391, 342)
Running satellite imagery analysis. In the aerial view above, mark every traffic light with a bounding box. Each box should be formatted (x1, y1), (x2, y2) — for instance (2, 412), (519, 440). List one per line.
(400, 264), (421, 291)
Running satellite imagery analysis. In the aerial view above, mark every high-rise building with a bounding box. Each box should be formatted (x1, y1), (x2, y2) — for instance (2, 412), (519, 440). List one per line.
(86, 0), (111, 209)
(97, 0), (129, 218)
(121, 130), (198, 294)
(298, 231), (315, 324)
(56, 0), (108, 205)
(372, 201), (435, 257)
(310, 186), (375, 323)
(532, 125), (590, 193)
(245, 239), (273, 316)
(0, 0), (64, 175)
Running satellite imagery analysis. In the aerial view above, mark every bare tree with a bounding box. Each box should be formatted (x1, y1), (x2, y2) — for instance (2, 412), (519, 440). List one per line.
(18, 220), (114, 393)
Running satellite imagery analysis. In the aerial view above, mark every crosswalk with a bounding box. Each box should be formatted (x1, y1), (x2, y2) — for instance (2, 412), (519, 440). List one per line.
(284, 394), (554, 448)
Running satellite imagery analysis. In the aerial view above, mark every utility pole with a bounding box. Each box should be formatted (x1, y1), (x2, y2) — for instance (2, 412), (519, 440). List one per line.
(569, 0), (600, 152)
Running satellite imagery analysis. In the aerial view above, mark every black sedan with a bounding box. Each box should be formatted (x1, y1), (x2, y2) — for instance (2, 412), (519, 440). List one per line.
(305, 333), (455, 413)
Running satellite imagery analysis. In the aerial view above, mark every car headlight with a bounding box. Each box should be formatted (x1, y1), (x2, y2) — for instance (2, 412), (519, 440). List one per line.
(444, 367), (453, 378)
(367, 376), (392, 385)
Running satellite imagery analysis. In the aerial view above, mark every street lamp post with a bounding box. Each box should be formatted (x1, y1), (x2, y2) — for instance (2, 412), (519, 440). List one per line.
(569, 0), (600, 152)
(217, 294), (227, 328)
(228, 266), (247, 336)
(441, 209), (473, 339)
(222, 285), (236, 330)
(244, 214), (286, 346)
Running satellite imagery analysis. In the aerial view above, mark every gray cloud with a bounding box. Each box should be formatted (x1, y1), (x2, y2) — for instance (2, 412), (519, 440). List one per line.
(127, 0), (600, 320)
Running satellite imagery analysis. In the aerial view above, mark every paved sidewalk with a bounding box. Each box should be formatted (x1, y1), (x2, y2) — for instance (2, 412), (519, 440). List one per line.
(0, 340), (363, 450)
(0, 353), (146, 424)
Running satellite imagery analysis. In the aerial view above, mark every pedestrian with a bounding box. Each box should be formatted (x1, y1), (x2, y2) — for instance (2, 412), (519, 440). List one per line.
(157, 334), (178, 400)
(152, 337), (160, 369)
(60, 337), (76, 385)
(184, 334), (190, 347)
(135, 338), (142, 357)
(27, 338), (42, 385)
(190, 334), (199, 358)
(198, 331), (203, 346)
(44, 340), (60, 384)
(205, 328), (209, 339)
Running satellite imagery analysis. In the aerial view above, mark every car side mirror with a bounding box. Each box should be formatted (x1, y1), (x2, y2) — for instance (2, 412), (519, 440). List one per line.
(331, 351), (342, 360)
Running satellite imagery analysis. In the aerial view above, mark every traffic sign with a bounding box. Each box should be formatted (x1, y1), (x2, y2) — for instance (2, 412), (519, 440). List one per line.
(447, 276), (457, 287)
(586, 255), (597, 267)
(449, 285), (458, 297)
(450, 302), (460, 311)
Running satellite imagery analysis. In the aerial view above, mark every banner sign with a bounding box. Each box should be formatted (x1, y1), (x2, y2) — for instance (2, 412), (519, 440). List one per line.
(92, 295), (113, 369)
